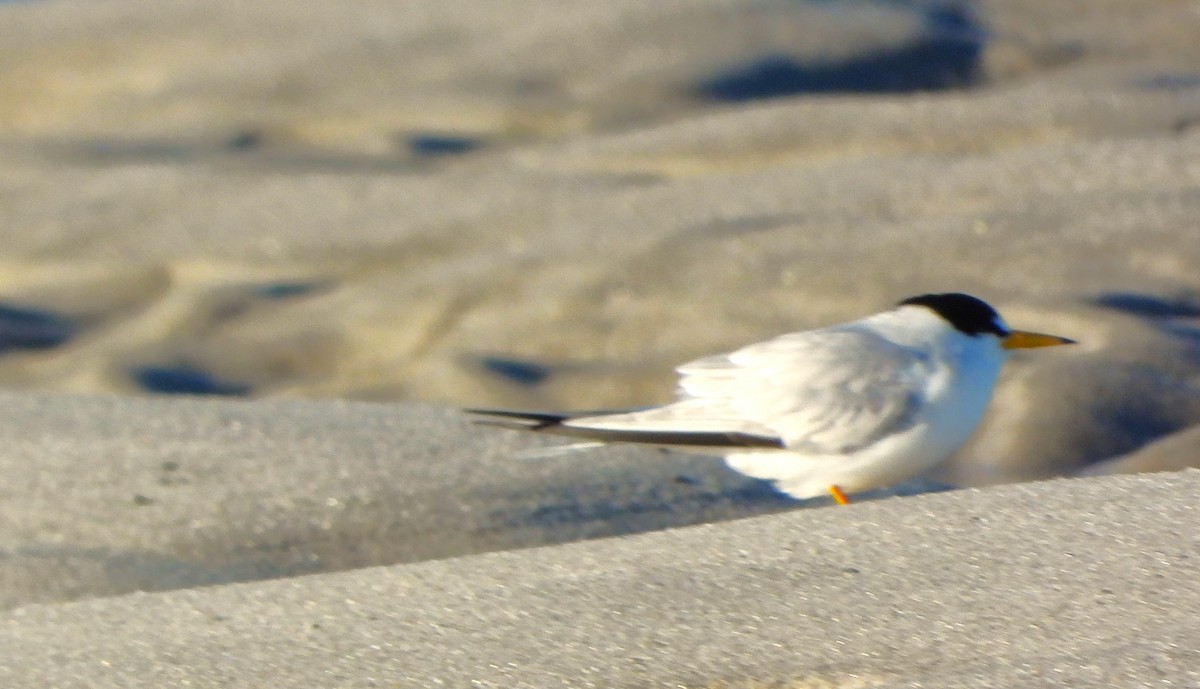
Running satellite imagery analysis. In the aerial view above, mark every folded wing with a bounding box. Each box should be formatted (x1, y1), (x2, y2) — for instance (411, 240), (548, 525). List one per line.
(672, 326), (928, 453)
(469, 324), (930, 456)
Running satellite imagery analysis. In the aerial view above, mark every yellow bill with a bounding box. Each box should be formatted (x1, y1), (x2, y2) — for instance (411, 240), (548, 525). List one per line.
(1002, 330), (1077, 350)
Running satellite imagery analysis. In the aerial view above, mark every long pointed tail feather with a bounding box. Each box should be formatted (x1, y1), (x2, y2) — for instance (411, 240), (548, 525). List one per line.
(463, 408), (574, 431)
(465, 408), (784, 450)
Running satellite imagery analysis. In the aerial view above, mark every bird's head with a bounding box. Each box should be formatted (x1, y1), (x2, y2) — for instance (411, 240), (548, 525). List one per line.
(897, 292), (1076, 351)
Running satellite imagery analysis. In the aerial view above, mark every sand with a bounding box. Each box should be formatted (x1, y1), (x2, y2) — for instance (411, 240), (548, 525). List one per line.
(0, 0), (1199, 684)
(1, 432), (1197, 687)
(0, 392), (797, 609)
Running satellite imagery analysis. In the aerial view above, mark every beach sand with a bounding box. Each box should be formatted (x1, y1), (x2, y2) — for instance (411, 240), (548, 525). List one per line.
(1, 430), (1197, 687)
(0, 0), (1199, 684)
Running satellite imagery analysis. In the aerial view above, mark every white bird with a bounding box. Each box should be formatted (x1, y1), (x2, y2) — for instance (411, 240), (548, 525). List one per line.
(467, 293), (1075, 504)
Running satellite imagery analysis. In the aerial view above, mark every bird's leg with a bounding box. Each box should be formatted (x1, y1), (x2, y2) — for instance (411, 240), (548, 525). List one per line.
(829, 485), (850, 506)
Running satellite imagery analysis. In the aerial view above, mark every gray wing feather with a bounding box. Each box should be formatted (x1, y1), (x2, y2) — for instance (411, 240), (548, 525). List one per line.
(670, 326), (929, 454)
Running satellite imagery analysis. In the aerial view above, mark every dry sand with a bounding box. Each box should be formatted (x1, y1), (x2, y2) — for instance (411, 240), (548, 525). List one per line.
(1, 451), (1197, 687)
(0, 392), (796, 609)
(0, 0), (1197, 483)
(0, 0), (1199, 684)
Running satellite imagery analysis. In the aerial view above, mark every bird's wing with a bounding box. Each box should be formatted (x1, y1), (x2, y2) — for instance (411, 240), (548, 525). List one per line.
(672, 326), (930, 453)
(564, 326), (931, 454)
(467, 407), (786, 449)
(468, 325), (932, 455)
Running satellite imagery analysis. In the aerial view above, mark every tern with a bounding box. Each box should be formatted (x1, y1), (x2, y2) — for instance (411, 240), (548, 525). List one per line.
(467, 293), (1075, 504)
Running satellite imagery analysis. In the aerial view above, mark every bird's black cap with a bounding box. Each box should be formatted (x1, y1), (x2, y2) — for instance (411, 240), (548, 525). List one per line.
(898, 293), (1009, 337)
